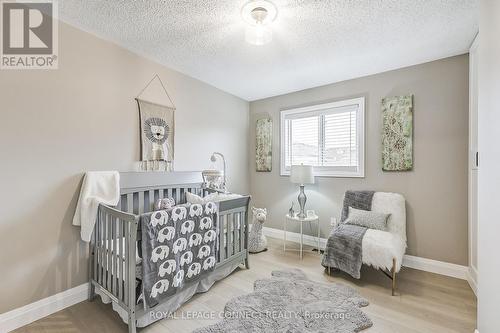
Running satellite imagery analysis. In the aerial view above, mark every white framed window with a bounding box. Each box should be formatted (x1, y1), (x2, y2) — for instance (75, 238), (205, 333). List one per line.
(280, 97), (365, 178)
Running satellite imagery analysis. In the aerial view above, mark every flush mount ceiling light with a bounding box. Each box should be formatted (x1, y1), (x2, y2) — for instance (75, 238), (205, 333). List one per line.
(241, 0), (278, 46)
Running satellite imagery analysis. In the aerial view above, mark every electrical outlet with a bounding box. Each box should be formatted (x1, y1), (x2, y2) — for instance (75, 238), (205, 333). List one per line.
(330, 217), (337, 226)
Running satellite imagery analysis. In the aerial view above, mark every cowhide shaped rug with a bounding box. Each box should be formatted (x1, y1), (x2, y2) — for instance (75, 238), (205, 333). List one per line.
(193, 268), (372, 333)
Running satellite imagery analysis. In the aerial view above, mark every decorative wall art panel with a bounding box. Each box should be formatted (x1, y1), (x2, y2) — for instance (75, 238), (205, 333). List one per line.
(138, 99), (175, 171)
(255, 118), (273, 172)
(382, 95), (413, 171)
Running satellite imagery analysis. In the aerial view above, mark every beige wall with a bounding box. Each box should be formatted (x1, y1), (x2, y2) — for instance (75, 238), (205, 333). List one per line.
(0, 21), (249, 313)
(249, 55), (469, 265)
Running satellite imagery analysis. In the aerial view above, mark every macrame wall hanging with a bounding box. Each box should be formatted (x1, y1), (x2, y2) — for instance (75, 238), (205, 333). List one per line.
(136, 74), (176, 172)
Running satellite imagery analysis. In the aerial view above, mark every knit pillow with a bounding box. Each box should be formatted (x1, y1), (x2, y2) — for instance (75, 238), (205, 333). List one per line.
(344, 206), (390, 231)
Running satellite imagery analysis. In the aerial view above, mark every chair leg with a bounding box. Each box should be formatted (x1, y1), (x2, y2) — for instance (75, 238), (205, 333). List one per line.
(391, 258), (397, 296)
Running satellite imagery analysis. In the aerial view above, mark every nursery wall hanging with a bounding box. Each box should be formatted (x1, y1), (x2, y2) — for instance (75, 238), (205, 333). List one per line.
(255, 117), (272, 172)
(382, 95), (413, 171)
(136, 74), (175, 172)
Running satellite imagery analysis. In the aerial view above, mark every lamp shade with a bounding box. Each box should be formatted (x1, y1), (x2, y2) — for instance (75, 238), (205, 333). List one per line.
(290, 165), (315, 184)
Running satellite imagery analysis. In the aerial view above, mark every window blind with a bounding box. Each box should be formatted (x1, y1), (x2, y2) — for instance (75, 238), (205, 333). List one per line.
(281, 98), (364, 177)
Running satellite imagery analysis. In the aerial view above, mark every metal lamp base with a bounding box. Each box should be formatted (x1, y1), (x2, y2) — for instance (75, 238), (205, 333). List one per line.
(297, 185), (307, 218)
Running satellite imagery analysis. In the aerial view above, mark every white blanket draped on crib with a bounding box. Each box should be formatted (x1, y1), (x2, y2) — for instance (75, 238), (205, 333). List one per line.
(72, 171), (120, 242)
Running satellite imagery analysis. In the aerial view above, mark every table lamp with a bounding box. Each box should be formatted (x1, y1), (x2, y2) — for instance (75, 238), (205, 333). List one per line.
(290, 164), (315, 218)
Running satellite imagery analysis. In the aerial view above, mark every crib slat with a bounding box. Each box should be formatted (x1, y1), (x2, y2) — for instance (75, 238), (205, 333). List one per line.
(138, 192), (144, 214)
(101, 209), (106, 285)
(101, 211), (106, 287)
(148, 190), (154, 212)
(112, 217), (117, 297)
(103, 214), (107, 290)
(122, 219), (126, 303)
(124, 218), (130, 305)
(116, 218), (121, 298)
(111, 217), (117, 297)
(106, 214), (112, 291)
(238, 213), (245, 252)
(108, 214), (116, 292)
(96, 209), (100, 285)
(219, 215), (225, 262)
(98, 210), (103, 285)
(103, 213), (107, 290)
(121, 194), (126, 211)
(127, 194), (133, 215)
(118, 219), (123, 302)
(229, 213), (234, 257)
(143, 191), (149, 212)
(106, 214), (113, 291)
(132, 193), (138, 214)
(94, 210), (99, 283)
(234, 213), (239, 253)
(244, 209), (249, 260)
(240, 212), (245, 253)
(175, 188), (181, 204)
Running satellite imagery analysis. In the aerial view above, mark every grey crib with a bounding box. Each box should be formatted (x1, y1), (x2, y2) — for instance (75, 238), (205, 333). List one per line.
(87, 172), (250, 333)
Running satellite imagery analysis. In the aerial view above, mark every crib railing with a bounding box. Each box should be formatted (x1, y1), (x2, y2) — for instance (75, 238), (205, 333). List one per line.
(218, 196), (250, 268)
(89, 205), (138, 328)
(89, 195), (250, 333)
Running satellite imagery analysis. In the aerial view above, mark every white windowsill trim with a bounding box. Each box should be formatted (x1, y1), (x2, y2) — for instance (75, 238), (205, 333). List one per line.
(280, 169), (365, 178)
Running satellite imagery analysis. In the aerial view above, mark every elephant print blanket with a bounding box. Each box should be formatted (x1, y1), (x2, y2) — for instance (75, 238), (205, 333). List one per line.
(140, 202), (218, 308)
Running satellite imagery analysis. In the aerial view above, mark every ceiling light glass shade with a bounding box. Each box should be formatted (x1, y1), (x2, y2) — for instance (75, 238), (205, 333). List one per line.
(241, 1), (277, 25)
(242, 0), (277, 46)
(245, 23), (272, 45)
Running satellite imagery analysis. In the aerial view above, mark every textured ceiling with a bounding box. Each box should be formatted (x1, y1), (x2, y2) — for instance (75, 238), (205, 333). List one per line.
(59, 0), (478, 101)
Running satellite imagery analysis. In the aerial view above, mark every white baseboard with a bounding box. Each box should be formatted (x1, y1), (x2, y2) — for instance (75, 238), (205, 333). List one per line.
(402, 254), (468, 279)
(0, 283), (89, 333)
(263, 226), (328, 249)
(263, 226), (470, 281)
(467, 266), (478, 296)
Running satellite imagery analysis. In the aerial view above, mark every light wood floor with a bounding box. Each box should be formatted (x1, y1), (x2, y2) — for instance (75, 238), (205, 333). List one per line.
(14, 238), (476, 333)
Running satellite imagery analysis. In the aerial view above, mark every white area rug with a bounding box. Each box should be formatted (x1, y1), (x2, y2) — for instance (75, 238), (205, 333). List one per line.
(193, 268), (372, 332)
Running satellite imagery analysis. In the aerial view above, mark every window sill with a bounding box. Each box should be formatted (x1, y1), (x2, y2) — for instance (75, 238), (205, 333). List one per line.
(280, 169), (365, 178)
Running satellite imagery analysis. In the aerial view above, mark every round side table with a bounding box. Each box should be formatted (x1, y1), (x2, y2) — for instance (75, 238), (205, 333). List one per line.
(284, 213), (320, 259)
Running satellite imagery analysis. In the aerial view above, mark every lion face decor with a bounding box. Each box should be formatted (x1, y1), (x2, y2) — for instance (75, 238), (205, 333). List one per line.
(138, 99), (175, 170)
(144, 117), (170, 160)
(146, 118), (168, 143)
